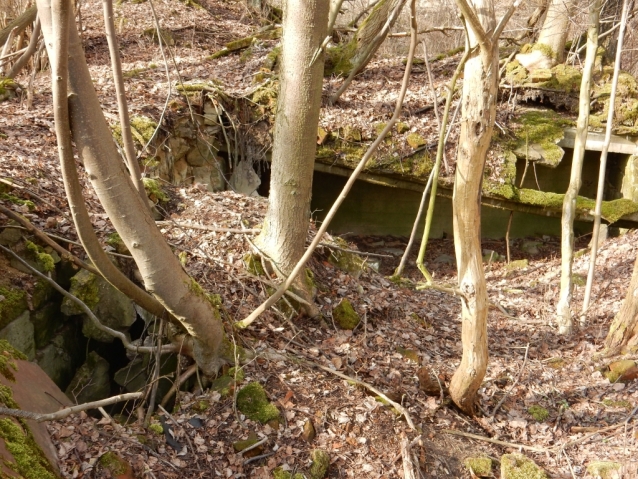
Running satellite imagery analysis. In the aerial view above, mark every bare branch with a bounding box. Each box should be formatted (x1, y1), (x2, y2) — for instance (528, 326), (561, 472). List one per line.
(0, 392), (143, 422)
(454, 0), (489, 49)
(492, 0), (522, 42)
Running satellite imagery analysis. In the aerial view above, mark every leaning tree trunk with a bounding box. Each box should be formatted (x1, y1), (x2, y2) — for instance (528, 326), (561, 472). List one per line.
(36, 0), (225, 376)
(536, 0), (576, 63)
(254, 0), (329, 302)
(604, 256), (638, 354)
(448, 0), (499, 416)
(555, 0), (600, 335)
(0, 5), (37, 47)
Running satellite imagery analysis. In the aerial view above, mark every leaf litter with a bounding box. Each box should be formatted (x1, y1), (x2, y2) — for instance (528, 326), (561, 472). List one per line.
(0, 0), (637, 477)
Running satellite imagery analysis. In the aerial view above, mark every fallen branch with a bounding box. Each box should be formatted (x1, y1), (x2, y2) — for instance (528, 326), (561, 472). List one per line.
(0, 392), (143, 422)
(442, 428), (549, 452)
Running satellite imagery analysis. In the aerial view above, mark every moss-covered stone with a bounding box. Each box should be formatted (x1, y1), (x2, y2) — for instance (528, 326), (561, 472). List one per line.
(604, 359), (636, 383)
(0, 286), (28, 331)
(105, 232), (130, 255)
(602, 398), (632, 409)
(309, 449), (330, 479)
(0, 417), (59, 479)
(236, 382), (280, 424)
(98, 452), (129, 477)
(25, 241), (55, 273)
(0, 78), (20, 102)
(272, 467), (305, 479)
(501, 453), (548, 479)
(586, 461), (622, 479)
(324, 40), (357, 76)
(504, 60), (528, 86)
(509, 110), (571, 167)
(148, 422), (164, 435)
(406, 132), (426, 149)
(0, 193), (35, 211)
(464, 456), (493, 476)
(210, 375), (235, 397)
(142, 178), (169, 203)
(333, 298), (360, 330)
(142, 27), (175, 46)
(528, 405), (549, 422)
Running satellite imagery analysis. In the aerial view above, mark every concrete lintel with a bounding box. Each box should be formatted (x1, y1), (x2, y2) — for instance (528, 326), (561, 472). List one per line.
(559, 128), (638, 155)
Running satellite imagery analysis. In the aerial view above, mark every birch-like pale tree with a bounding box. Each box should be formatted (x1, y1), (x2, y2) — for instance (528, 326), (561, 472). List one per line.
(555, 0), (600, 335)
(448, 0), (518, 415)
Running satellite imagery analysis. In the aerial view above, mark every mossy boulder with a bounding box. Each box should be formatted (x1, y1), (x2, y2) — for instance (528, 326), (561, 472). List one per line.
(333, 298), (360, 330)
(236, 382), (280, 425)
(65, 351), (110, 404)
(0, 311), (35, 361)
(501, 453), (548, 479)
(0, 285), (28, 331)
(142, 178), (169, 204)
(604, 359), (637, 383)
(61, 269), (136, 343)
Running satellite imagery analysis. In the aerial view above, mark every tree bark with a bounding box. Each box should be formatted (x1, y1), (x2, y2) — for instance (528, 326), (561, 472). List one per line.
(448, 0), (498, 416)
(36, 0), (225, 375)
(254, 0), (329, 300)
(605, 256), (638, 354)
(555, 0), (600, 335)
(536, 0), (576, 63)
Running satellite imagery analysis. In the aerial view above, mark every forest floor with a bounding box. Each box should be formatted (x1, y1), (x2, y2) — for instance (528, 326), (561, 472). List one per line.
(1, 0), (637, 478)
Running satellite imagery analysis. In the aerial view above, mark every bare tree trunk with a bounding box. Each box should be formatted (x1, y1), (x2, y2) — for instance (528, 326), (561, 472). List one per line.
(448, 0), (501, 416)
(36, 0), (225, 375)
(536, 0), (576, 63)
(604, 256), (638, 354)
(555, 0), (600, 335)
(254, 0), (329, 303)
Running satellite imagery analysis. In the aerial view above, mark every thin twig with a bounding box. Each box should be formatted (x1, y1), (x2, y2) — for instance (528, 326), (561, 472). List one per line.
(155, 221), (260, 234)
(239, 437), (268, 456)
(0, 392), (143, 422)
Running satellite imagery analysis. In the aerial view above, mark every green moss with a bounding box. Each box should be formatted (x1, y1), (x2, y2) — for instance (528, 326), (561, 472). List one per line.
(531, 43), (556, 60)
(602, 398), (632, 409)
(244, 253), (266, 276)
(0, 193), (35, 211)
(236, 382), (280, 424)
(528, 405), (549, 422)
(0, 340), (25, 384)
(333, 298), (360, 330)
(25, 241), (55, 272)
(210, 375), (235, 396)
(509, 110), (572, 167)
(506, 259), (529, 271)
(0, 78), (20, 101)
(406, 132), (426, 149)
(396, 122), (409, 134)
(587, 461), (622, 479)
(142, 178), (168, 203)
(0, 287), (28, 330)
(272, 467), (305, 479)
(263, 46), (281, 71)
(571, 274), (586, 287)
(309, 449), (330, 479)
(501, 453), (548, 479)
(142, 27), (175, 46)
(98, 452), (127, 476)
(191, 399), (211, 412)
(0, 417), (59, 479)
(547, 64), (582, 93)
(604, 359), (636, 382)
(148, 422), (164, 435)
(431, 46), (464, 62)
(464, 456), (492, 476)
(105, 232), (129, 255)
(504, 60), (528, 86)
(130, 115), (158, 145)
(66, 272), (100, 312)
(324, 40), (357, 76)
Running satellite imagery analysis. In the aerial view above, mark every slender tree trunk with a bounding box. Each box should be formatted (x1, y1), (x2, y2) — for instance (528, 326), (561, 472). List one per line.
(537, 0), (576, 63)
(555, 0), (600, 335)
(448, 0), (499, 416)
(6, 18), (40, 80)
(254, 0), (329, 300)
(605, 256), (638, 354)
(36, 0), (225, 375)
